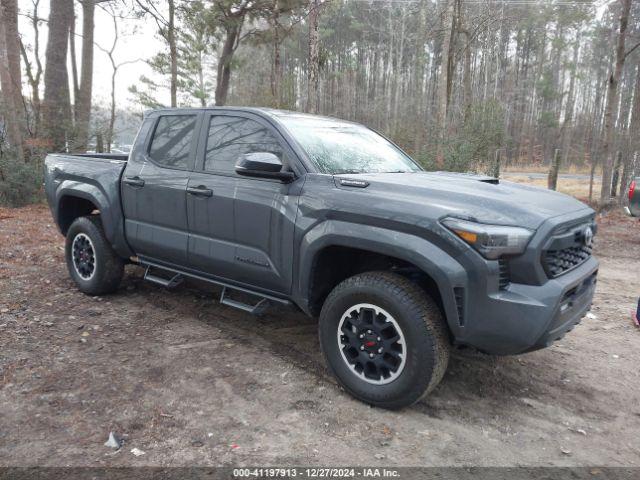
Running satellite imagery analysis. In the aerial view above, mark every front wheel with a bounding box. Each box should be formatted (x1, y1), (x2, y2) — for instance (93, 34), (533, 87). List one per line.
(319, 271), (450, 409)
(65, 216), (124, 295)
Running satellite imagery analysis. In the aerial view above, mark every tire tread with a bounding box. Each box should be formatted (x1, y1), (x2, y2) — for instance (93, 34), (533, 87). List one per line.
(65, 215), (124, 295)
(320, 271), (450, 409)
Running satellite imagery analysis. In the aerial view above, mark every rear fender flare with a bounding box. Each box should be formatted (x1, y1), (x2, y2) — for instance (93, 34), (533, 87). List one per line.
(55, 181), (131, 257)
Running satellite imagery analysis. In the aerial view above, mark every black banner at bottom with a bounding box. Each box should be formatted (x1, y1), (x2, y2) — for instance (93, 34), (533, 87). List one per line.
(0, 467), (638, 480)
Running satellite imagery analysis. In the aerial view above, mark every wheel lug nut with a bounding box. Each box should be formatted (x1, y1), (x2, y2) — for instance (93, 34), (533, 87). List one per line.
(360, 345), (365, 351)
(369, 353), (374, 358)
(359, 334), (364, 339)
(378, 347), (383, 354)
(377, 337), (381, 341)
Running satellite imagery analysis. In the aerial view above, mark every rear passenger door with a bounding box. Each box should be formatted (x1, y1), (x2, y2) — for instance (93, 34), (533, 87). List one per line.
(122, 113), (199, 266)
(186, 112), (300, 294)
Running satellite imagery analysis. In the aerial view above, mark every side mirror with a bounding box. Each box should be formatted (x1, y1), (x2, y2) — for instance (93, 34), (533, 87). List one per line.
(235, 152), (295, 182)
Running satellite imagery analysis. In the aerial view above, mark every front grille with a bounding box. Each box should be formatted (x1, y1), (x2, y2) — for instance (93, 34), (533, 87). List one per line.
(498, 259), (510, 289)
(544, 245), (592, 278)
(542, 220), (595, 278)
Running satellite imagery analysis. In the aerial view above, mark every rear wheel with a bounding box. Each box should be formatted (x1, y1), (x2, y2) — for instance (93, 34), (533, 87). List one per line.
(65, 216), (124, 295)
(319, 271), (449, 409)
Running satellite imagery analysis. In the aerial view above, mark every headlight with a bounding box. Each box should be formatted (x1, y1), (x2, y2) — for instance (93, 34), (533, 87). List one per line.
(441, 218), (533, 260)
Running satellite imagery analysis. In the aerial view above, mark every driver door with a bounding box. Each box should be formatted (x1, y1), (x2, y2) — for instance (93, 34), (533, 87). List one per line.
(185, 112), (300, 294)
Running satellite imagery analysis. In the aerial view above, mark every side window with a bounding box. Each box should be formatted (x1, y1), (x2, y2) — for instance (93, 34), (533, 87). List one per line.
(148, 115), (197, 169)
(204, 116), (285, 174)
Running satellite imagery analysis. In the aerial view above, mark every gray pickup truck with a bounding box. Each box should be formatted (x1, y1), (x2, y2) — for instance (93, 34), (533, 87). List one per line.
(45, 107), (598, 408)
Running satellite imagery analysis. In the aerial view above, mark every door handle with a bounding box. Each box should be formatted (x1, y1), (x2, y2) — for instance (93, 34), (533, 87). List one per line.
(187, 186), (213, 197)
(124, 176), (145, 187)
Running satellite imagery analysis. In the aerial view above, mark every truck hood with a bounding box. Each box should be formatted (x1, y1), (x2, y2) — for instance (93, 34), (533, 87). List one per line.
(336, 171), (593, 230)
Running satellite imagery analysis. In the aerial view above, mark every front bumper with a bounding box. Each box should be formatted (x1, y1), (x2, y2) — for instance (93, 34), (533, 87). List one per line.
(525, 261), (598, 352)
(457, 256), (598, 355)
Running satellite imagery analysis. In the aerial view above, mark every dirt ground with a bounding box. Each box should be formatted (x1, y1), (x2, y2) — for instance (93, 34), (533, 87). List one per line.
(502, 174), (602, 200)
(1, 202), (639, 468)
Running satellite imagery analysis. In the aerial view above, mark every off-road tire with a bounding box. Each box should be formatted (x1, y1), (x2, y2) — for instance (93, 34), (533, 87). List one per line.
(65, 216), (124, 295)
(319, 271), (450, 409)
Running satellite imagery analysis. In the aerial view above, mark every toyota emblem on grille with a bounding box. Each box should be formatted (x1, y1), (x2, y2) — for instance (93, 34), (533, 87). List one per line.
(583, 226), (594, 247)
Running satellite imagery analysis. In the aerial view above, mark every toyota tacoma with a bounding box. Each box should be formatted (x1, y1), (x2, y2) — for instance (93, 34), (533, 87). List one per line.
(44, 108), (598, 409)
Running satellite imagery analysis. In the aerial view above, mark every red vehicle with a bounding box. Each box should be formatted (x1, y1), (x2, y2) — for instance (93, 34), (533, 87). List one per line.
(626, 178), (639, 217)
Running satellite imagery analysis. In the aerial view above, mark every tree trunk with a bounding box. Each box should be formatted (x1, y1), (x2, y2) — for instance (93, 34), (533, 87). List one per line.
(43, 0), (74, 152)
(69, 8), (79, 108)
(18, 0), (43, 137)
(462, 29), (472, 123)
(270, 5), (282, 106)
(198, 49), (206, 107)
(600, 0), (632, 203)
(306, 0), (320, 114)
(273, 25), (282, 106)
(106, 67), (116, 153)
(1, 0), (21, 110)
(548, 148), (561, 190)
(215, 22), (240, 107)
(392, 7), (407, 134)
(384, 13), (394, 130)
(412, 2), (427, 154)
(0, 0), (24, 159)
(611, 151), (622, 197)
(560, 31), (580, 166)
(95, 132), (103, 153)
(588, 160), (597, 203)
(435, 0), (455, 165)
(74, 0), (95, 152)
(168, 0), (177, 107)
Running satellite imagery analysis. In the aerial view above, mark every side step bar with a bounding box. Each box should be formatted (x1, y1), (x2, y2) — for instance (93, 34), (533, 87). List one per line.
(144, 266), (184, 288)
(139, 260), (290, 315)
(220, 287), (269, 315)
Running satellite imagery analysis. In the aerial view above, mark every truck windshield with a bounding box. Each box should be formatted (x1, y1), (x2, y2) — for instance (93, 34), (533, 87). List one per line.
(279, 116), (422, 175)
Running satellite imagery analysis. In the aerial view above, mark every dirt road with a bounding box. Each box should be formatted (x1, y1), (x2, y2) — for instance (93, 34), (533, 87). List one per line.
(1, 205), (639, 467)
(501, 172), (601, 181)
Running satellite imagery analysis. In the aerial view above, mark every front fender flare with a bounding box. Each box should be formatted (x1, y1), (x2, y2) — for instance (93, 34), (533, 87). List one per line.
(296, 220), (468, 335)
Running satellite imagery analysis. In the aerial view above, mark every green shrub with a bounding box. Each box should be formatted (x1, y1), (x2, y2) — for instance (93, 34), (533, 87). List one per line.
(444, 100), (506, 173)
(409, 100), (506, 175)
(0, 150), (44, 207)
